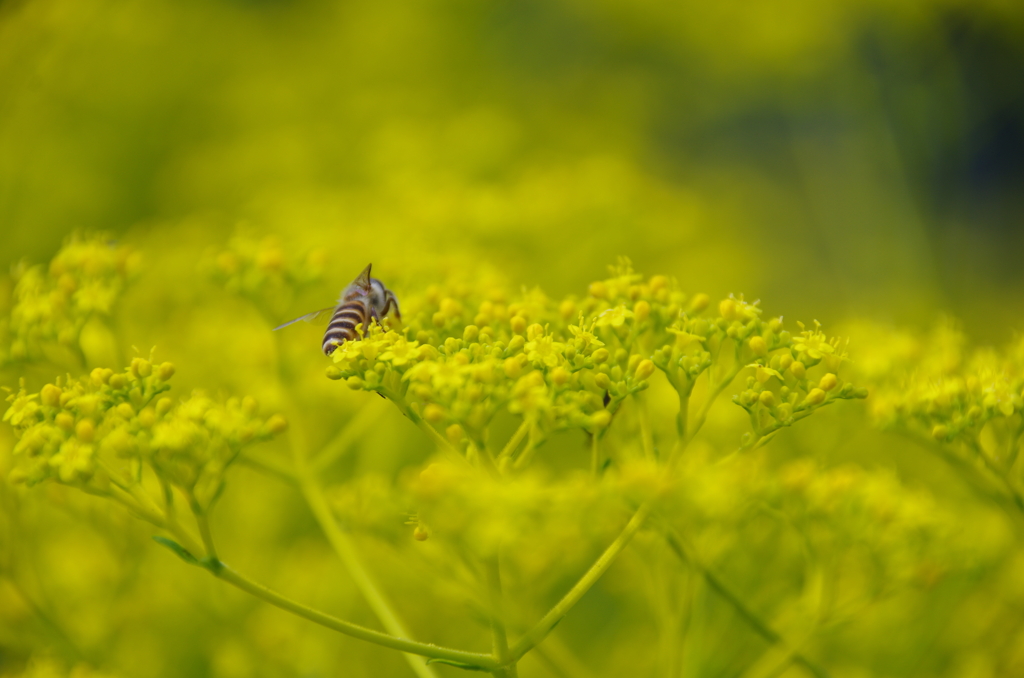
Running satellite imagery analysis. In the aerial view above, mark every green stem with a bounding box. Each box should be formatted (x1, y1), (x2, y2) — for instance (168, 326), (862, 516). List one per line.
(512, 438), (539, 471)
(662, 528), (831, 678)
(636, 391), (655, 461)
(380, 386), (465, 464)
(497, 420), (530, 463)
(676, 388), (690, 441)
(590, 433), (600, 477)
(298, 469), (440, 678)
(690, 365), (743, 440)
(485, 556), (517, 678)
(311, 401), (387, 472)
(966, 436), (1024, 514)
(187, 492), (218, 560)
(238, 452), (298, 485)
(509, 502), (652, 662)
(211, 562), (499, 670)
(666, 364), (743, 469)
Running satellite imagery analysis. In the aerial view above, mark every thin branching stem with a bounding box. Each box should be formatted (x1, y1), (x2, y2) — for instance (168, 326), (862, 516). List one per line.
(497, 420), (530, 463)
(311, 401), (386, 472)
(662, 526), (831, 678)
(509, 502), (652, 662)
(210, 562), (499, 670)
(636, 391), (655, 460)
(485, 555), (517, 678)
(298, 467), (440, 678)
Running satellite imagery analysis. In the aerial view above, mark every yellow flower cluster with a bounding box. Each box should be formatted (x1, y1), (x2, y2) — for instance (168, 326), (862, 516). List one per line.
(731, 320), (866, 449)
(773, 460), (993, 592)
(856, 321), (1021, 448)
(3, 356), (286, 506)
(852, 320), (1024, 511)
(327, 260), (683, 454)
(325, 259), (865, 460)
(0, 233), (138, 366)
(206, 228), (326, 315)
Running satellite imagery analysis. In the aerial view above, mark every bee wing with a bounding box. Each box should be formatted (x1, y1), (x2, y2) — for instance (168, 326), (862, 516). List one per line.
(273, 307), (336, 331)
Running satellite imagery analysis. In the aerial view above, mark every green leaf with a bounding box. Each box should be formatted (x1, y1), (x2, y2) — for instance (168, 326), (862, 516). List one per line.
(152, 536), (199, 565)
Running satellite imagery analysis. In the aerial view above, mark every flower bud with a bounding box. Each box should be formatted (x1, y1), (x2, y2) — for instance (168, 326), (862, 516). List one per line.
(256, 247), (284, 272)
(649, 275), (668, 292)
(789, 361), (806, 379)
(590, 410), (612, 429)
(463, 325), (480, 343)
(768, 317), (783, 333)
(589, 281), (608, 299)
(690, 293), (710, 313)
(634, 359), (656, 381)
(592, 348), (609, 364)
(156, 398), (173, 415)
(346, 376), (364, 390)
(626, 354), (640, 373)
(90, 368), (111, 386)
(116, 403), (135, 419)
(266, 415), (288, 435)
(41, 384), (61, 408)
(507, 335), (526, 354)
(423, 404), (446, 423)
(243, 396), (259, 416)
(510, 315), (527, 334)
(931, 424), (949, 441)
(431, 312), (446, 327)
(413, 525), (430, 541)
(803, 388), (826, 406)
(56, 412), (75, 431)
(595, 373), (611, 390)
(527, 324), (545, 341)
(130, 358), (152, 378)
(759, 391), (776, 408)
(559, 299), (576, 319)
(779, 354), (793, 371)
(109, 373), (128, 389)
(819, 373), (838, 392)
(551, 367), (570, 386)
(504, 357), (524, 380)
(76, 419), (95, 442)
(138, 407), (156, 428)
(156, 362), (176, 381)
(439, 298), (462, 318)
(719, 298), (737, 321)
(748, 336), (767, 357)
(633, 300), (651, 323)
(445, 424), (465, 444)
(325, 366), (343, 380)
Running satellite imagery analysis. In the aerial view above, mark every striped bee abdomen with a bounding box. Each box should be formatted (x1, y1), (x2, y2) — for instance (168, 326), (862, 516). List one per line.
(322, 299), (368, 355)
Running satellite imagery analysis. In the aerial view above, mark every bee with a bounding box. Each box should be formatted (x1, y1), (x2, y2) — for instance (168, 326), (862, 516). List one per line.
(273, 263), (401, 355)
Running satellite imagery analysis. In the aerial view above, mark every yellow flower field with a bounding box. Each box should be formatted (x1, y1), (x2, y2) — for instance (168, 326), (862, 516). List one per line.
(2, 2), (1024, 677)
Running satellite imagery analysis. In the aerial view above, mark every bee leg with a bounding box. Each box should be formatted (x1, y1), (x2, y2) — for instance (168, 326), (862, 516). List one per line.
(381, 292), (402, 320)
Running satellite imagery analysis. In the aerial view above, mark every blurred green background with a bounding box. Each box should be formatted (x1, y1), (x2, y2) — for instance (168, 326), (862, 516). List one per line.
(2, 0), (1023, 338)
